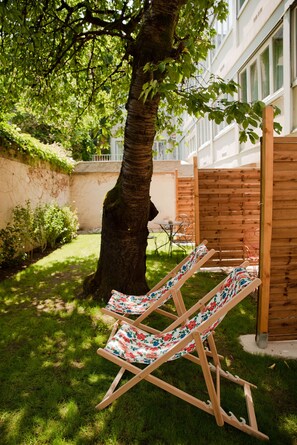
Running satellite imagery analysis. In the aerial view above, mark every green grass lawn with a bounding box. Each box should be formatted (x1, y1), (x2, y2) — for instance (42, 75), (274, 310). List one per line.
(0, 234), (296, 445)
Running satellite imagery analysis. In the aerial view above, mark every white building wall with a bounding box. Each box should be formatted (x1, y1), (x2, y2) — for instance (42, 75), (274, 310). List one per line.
(180, 0), (297, 169)
(71, 161), (193, 231)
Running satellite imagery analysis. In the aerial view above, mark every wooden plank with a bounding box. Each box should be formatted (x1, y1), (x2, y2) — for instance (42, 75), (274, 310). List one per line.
(200, 197), (260, 205)
(268, 319), (297, 330)
(272, 220), (297, 229)
(274, 161), (297, 172)
(272, 228), (297, 238)
(270, 304), (297, 313)
(193, 157), (200, 245)
(269, 238), (297, 246)
(272, 209), (297, 220)
(258, 106), (274, 346)
(273, 171), (297, 181)
(199, 184), (259, 197)
(200, 221), (259, 229)
(269, 332), (297, 341)
(274, 150), (297, 161)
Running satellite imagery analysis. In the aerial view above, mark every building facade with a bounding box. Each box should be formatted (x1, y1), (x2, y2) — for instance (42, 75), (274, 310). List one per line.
(178, 0), (297, 168)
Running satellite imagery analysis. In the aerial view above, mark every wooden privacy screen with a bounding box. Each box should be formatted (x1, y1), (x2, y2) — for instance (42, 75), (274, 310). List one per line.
(196, 168), (260, 267)
(175, 166), (261, 267)
(258, 107), (297, 343)
(175, 170), (195, 242)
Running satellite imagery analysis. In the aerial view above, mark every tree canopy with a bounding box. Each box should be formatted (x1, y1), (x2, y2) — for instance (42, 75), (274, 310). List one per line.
(0, 0), (281, 300)
(0, 0), (277, 152)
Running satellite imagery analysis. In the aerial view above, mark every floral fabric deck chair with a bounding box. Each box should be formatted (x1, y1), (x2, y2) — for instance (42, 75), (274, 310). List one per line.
(97, 263), (269, 441)
(102, 240), (215, 334)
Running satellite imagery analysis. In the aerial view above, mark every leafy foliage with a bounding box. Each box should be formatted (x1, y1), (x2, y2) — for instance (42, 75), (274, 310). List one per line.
(0, 0), (281, 149)
(0, 201), (79, 266)
(0, 121), (75, 172)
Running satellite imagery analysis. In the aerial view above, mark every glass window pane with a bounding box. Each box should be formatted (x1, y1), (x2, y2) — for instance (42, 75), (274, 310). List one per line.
(250, 62), (258, 102)
(238, 0), (247, 12)
(240, 70), (247, 102)
(115, 141), (124, 159)
(293, 8), (297, 79)
(273, 27), (283, 91)
(260, 47), (270, 98)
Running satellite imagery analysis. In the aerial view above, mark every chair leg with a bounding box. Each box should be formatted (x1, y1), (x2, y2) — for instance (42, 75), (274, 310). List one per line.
(193, 332), (224, 426)
(96, 348), (269, 440)
(97, 367), (126, 408)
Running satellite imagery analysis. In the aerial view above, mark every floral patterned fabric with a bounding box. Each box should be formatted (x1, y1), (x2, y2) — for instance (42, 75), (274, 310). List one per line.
(104, 267), (253, 364)
(105, 243), (209, 315)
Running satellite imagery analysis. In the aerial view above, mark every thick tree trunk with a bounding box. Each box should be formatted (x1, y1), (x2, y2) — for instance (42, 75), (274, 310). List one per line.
(84, 0), (184, 301)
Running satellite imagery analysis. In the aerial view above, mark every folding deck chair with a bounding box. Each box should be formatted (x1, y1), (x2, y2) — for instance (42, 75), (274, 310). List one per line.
(102, 240), (215, 334)
(96, 264), (269, 441)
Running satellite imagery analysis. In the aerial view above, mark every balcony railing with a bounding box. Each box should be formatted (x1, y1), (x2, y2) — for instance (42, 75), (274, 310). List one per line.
(91, 150), (188, 162)
(92, 154), (123, 162)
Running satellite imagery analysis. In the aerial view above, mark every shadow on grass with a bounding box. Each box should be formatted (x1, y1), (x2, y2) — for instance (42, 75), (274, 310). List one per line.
(0, 236), (296, 445)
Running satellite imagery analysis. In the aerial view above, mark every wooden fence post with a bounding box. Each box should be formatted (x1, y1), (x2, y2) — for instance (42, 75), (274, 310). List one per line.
(175, 169), (178, 218)
(257, 105), (274, 348)
(193, 156), (200, 246)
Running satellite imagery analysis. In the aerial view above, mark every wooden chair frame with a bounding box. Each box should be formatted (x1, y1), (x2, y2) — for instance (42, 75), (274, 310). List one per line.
(102, 241), (215, 335)
(97, 265), (269, 441)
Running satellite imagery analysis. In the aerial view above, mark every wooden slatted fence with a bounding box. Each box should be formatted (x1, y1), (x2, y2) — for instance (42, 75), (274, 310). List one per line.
(176, 166), (261, 267)
(257, 106), (297, 343)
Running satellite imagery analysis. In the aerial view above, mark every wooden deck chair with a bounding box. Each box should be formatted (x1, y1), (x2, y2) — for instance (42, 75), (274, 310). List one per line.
(102, 241), (215, 335)
(96, 264), (269, 441)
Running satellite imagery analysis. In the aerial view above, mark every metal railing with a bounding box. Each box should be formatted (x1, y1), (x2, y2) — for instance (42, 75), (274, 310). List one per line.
(92, 154), (123, 162)
(91, 153), (184, 162)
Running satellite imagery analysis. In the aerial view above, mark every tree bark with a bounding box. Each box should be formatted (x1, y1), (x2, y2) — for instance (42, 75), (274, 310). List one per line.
(84, 0), (184, 301)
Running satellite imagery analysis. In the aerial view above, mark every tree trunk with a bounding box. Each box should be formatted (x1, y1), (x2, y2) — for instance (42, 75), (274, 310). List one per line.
(84, 0), (184, 301)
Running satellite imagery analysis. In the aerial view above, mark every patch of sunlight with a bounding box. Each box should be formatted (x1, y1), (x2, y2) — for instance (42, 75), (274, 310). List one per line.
(33, 417), (61, 442)
(76, 305), (86, 314)
(89, 307), (102, 318)
(88, 373), (101, 384)
(94, 333), (109, 346)
(33, 297), (75, 314)
(279, 414), (297, 436)
(40, 332), (67, 352)
(1, 409), (26, 441)
(81, 338), (92, 350)
(78, 420), (103, 443)
(1, 293), (30, 306)
(69, 360), (85, 369)
(52, 438), (75, 445)
(58, 400), (79, 422)
(42, 359), (63, 369)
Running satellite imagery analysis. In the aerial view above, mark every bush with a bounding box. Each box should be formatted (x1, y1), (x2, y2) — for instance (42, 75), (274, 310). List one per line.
(0, 201), (79, 267)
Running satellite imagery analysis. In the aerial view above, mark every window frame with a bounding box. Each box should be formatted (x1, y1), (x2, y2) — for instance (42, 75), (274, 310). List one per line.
(237, 0), (248, 16)
(239, 24), (284, 103)
(292, 6), (297, 83)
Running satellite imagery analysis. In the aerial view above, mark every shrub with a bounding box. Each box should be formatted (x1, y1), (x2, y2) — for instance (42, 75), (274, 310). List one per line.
(0, 225), (27, 266)
(58, 206), (79, 244)
(0, 201), (79, 267)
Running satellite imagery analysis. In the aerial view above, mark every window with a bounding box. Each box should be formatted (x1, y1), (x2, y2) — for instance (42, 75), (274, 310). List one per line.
(211, 0), (232, 58)
(240, 70), (247, 102)
(295, 7), (297, 80)
(260, 47), (270, 99)
(237, 0), (247, 14)
(153, 140), (170, 160)
(239, 25), (283, 102)
(197, 116), (210, 148)
(115, 140), (124, 161)
(250, 61), (258, 102)
(272, 27), (283, 92)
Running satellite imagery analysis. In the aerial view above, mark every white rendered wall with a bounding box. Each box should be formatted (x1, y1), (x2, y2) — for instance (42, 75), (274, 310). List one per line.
(0, 157), (71, 229)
